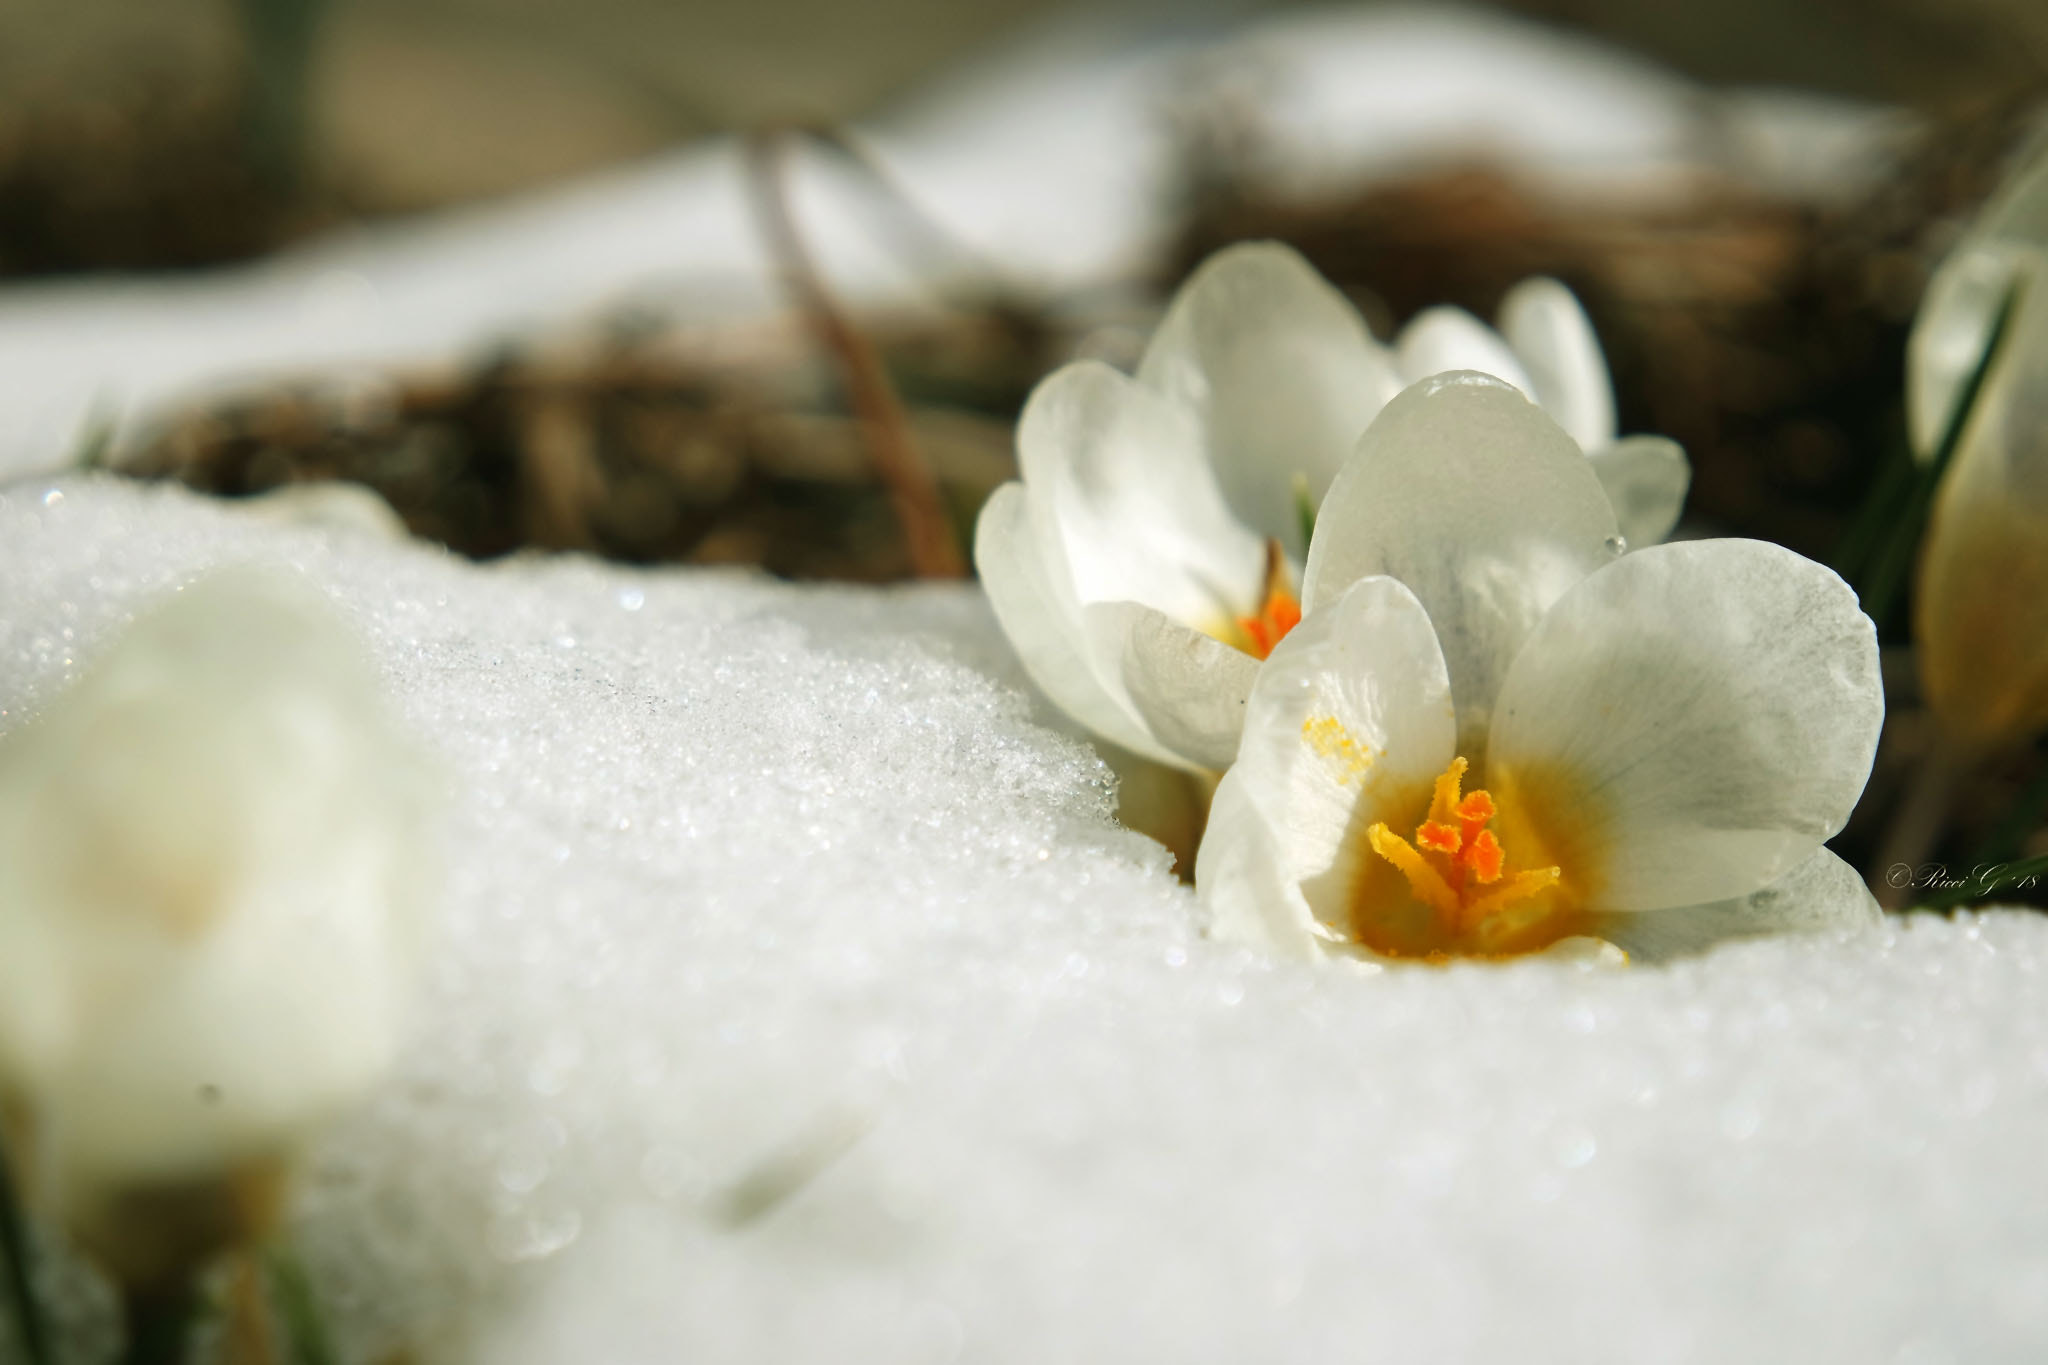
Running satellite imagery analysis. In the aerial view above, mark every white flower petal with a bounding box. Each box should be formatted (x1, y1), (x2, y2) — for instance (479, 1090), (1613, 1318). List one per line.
(1194, 772), (1326, 960)
(973, 483), (1186, 767)
(1084, 602), (1260, 772)
(1017, 360), (1266, 625)
(1498, 277), (1616, 451)
(239, 481), (410, 539)
(1223, 576), (1456, 941)
(1590, 848), (1881, 963)
(1586, 434), (1690, 550)
(1486, 539), (1883, 914)
(0, 569), (435, 1200)
(1138, 241), (1400, 552)
(1396, 306), (1536, 394)
(1302, 372), (1619, 758)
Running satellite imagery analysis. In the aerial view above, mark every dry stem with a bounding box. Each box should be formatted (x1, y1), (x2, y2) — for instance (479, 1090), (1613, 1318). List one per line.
(742, 126), (966, 579)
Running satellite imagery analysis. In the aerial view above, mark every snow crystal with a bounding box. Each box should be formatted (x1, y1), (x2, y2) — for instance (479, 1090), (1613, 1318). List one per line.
(3, 478), (2047, 1364)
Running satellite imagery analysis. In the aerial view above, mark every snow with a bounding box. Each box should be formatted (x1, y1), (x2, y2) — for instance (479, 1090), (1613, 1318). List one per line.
(3, 476), (2046, 1363)
(0, 4), (1902, 483)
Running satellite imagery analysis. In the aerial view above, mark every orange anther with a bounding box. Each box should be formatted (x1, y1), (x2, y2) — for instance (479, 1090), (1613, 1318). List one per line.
(1368, 755), (1560, 943)
(1460, 828), (1504, 883)
(1455, 790), (1496, 823)
(1416, 821), (1462, 855)
(1236, 539), (1302, 660)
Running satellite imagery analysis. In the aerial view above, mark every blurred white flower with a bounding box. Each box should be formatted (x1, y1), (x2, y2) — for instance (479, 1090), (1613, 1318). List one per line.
(1907, 142), (2048, 749)
(976, 242), (1687, 772)
(238, 480), (410, 540)
(0, 568), (436, 1285)
(1196, 373), (1881, 961)
(1393, 277), (1690, 552)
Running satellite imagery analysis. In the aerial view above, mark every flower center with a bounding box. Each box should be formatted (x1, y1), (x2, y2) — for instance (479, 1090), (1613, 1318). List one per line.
(1363, 756), (1571, 956)
(1236, 539), (1301, 661)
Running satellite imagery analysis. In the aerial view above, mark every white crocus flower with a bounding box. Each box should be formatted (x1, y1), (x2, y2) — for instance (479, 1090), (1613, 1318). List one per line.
(1197, 373), (1882, 962)
(976, 242), (1687, 773)
(1907, 143), (2048, 750)
(1392, 278), (1691, 553)
(0, 568), (436, 1288)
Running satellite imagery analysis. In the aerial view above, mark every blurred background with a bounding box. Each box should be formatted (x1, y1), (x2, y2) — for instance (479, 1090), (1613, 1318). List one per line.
(3, 0), (2046, 893)
(4, 0), (2046, 273)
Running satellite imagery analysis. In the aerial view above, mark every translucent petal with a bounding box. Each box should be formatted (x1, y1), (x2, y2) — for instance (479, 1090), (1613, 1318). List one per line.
(1487, 539), (1883, 914)
(1590, 848), (1881, 963)
(1137, 241), (1400, 555)
(1220, 575), (1456, 941)
(1302, 372), (1618, 760)
(1586, 434), (1690, 550)
(1084, 601), (1260, 772)
(1395, 306), (1535, 394)
(1194, 772), (1327, 960)
(1017, 360), (1266, 626)
(1499, 277), (1616, 452)
(972, 483), (1188, 768)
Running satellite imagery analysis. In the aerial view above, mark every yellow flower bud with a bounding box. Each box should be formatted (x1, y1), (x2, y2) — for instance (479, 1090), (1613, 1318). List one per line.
(1910, 140), (2048, 749)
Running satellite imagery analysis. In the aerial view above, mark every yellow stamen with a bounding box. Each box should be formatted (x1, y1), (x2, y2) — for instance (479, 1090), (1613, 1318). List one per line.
(1366, 823), (1459, 917)
(1366, 755), (1565, 947)
(1426, 756), (1468, 826)
(1466, 867), (1562, 919)
(1236, 539), (1302, 661)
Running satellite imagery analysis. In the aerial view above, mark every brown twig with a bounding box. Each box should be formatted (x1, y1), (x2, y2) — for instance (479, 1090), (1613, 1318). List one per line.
(741, 126), (966, 579)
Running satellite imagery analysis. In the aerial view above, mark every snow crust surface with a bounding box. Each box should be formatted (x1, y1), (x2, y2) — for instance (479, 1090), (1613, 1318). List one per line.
(3, 478), (2047, 1364)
